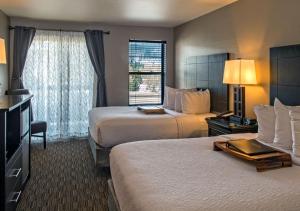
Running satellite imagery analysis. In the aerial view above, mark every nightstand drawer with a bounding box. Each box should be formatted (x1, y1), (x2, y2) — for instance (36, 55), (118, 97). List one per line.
(209, 126), (230, 136)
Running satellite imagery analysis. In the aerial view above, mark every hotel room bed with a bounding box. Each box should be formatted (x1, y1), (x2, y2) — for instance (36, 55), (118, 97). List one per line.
(88, 53), (229, 167)
(109, 133), (300, 211)
(88, 106), (215, 167)
(108, 44), (300, 211)
(89, 106), (215, 147)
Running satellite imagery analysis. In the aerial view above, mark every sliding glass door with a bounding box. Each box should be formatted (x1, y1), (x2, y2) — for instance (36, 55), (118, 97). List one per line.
(23, 30), (94, 139)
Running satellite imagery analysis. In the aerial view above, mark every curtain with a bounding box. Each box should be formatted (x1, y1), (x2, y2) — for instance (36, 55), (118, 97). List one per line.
(84, 30), (107, 107)
(23, 30), (94, 139)
(11, 26), (36, 89)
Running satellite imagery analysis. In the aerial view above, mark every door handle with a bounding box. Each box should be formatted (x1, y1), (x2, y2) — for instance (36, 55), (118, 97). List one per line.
(10, 168), (22, 178)
(9, 191), (22, 203)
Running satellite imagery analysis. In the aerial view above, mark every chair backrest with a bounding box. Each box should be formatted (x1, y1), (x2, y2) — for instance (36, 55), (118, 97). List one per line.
(6, 89), (30, 95)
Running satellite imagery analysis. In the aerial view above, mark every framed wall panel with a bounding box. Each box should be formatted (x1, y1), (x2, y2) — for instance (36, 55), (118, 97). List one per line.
(270, 44), (300, 105)
(184, 53), (229, 113)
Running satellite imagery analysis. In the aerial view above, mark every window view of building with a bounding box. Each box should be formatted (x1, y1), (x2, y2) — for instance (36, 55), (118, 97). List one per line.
(128, 40), (166, 105)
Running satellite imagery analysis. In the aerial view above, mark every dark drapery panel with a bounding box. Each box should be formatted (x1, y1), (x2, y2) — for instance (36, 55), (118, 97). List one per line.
(11, 26), (36, 89)
(84, 30), (107, 107)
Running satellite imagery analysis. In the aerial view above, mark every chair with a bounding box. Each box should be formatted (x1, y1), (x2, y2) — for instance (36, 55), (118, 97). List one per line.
(6, 89), (47, 149)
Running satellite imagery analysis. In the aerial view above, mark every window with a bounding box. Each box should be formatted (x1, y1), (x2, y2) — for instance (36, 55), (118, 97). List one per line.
(23, 30), (94, 139)
(128, 40), (166, 105)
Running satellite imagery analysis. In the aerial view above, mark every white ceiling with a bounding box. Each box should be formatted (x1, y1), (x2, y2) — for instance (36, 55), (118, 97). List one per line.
(0, 0), (237, 27)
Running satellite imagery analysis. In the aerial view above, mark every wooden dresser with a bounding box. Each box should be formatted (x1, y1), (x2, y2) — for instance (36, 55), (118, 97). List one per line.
(0, 94), (33, 211)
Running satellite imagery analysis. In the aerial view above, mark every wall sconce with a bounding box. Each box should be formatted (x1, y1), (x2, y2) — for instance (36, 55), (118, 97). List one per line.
(0, 38), (7, 64)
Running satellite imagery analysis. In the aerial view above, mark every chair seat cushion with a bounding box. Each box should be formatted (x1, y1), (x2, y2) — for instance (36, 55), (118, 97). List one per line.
(31, 121), (47, 134)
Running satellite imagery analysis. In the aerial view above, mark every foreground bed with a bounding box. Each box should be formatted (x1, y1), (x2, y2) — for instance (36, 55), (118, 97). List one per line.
(109, 133), (300, 211)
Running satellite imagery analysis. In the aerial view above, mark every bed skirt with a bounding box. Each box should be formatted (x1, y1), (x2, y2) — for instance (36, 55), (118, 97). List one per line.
(88, 130), (111, 167)
(108, 179), (121, 211)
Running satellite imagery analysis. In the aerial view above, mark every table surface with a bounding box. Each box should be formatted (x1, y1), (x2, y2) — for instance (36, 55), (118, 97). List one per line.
(0, 94), (33, 111)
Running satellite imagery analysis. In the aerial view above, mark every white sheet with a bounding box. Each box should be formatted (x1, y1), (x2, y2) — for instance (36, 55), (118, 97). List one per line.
(88, 106), (215, 147)
(110, 133), (300, 211)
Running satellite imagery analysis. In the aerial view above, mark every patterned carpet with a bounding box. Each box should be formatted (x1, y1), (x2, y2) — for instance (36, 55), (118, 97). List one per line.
(17, 139), (110, 211)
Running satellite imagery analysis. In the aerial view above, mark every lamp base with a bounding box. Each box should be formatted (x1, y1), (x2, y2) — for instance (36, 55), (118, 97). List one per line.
(233, 86), (245, 118)
(229, 115), (243, 124)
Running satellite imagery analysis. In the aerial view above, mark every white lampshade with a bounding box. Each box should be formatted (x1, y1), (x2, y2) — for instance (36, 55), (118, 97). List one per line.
(0, 38), (6, 64)
(223, 59), (257, 85)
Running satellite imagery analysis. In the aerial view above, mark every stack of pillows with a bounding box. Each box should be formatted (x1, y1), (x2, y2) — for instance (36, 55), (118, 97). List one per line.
(254, 98), (300, 157)
(163, 86), (210, 114)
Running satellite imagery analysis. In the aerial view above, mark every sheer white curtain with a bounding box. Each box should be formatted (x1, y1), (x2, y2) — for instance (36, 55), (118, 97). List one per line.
(23, 30), (94, 139)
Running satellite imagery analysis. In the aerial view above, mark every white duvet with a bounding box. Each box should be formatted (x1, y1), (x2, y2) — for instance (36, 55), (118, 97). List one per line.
(88, 106), (214, 147)
(110, 133), (300, 211)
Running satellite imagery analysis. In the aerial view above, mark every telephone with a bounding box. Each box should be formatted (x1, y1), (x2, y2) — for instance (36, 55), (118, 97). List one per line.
(243, 118), (257, 126)
(215, 111), (257, 126)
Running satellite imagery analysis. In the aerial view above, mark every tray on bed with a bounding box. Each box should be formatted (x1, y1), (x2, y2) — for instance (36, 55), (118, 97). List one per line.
(213, 141), (292, 172)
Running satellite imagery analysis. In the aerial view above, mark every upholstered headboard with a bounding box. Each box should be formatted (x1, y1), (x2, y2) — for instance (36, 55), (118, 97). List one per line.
(184, 53), (229, 113)
(270, 44), (300, 106)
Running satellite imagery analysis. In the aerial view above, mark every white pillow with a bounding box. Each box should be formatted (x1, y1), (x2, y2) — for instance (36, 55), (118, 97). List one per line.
(163, 87), (168, 108)
(254, 105), (275, 143)
(181, 90), (210, 114)
(174, 88), (197, 112)
(163, 87), (176, 110)
(289, 111), (300, 157)
(274, 98), (300, 149)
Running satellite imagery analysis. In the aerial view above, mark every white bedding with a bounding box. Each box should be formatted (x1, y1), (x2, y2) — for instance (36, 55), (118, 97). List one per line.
(88, 106), (215, 147)
(110, 133), (300, 211)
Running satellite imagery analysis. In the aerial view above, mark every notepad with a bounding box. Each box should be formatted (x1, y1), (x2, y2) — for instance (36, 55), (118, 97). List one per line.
(227, 139), (277, 156)
(137, 106), (165, 114)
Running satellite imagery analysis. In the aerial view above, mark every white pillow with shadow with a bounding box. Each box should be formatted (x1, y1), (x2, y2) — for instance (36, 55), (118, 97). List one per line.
(289, 111), (300, 157)
(254, 105), (275, 143)
(181, 89), (210, 114)
(174, 88), (197, 112)
(163, 87), (168, 108)
(163, 86), (177, 110)
(274, 98), (300, 149)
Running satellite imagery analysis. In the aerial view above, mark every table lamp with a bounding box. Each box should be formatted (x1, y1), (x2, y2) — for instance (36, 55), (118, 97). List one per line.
(0, 38), (6, 64)
(223, 59), (257, 118)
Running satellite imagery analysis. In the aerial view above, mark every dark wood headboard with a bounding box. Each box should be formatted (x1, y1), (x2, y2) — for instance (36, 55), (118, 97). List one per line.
(184, 53), (229, 113)
(270, 44), (300, 106)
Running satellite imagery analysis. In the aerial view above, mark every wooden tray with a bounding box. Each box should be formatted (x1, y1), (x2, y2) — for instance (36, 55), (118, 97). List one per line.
(213, 141), (292, 172)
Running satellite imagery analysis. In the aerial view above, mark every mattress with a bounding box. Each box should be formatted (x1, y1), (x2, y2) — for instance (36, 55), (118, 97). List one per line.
(88, 106), (215, 147)
(110, 133), (300, 211)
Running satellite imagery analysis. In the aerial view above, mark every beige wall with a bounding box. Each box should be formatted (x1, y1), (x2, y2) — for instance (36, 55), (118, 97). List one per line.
(174, 0), (300, 118)
(0, 10), (9, 94)
(10, 17), (174, 106)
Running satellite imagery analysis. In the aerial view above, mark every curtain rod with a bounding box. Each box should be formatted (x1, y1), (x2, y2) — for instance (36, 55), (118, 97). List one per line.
(8, 26), (110, 35)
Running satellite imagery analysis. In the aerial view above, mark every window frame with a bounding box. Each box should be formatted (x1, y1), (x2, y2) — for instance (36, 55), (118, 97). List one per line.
(128, 39), (167, 106)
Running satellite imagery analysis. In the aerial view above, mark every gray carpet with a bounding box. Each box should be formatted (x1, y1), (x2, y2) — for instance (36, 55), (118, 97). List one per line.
(17, 139), (110, 211)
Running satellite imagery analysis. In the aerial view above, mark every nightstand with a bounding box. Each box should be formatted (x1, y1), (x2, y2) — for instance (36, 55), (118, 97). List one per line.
(206, 117), (258, 137)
